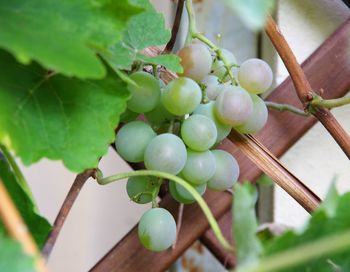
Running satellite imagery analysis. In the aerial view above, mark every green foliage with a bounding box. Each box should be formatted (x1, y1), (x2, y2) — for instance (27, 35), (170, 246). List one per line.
(102, 0), (182, 73)
(0, 0), (142, 79)
(221, 0), (275, 30)
(0, 51), (129, 172)
(0, 149), (51, 248)
(0, 234), (35, 272)
(233, 183), (262, 269)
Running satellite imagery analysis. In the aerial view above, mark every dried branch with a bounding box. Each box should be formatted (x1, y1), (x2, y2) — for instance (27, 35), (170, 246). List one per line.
(163, 0), (185, 53)
(0, 179), (47, 272)
(42, 169), (95, 258)
(265, 16), (350, 159)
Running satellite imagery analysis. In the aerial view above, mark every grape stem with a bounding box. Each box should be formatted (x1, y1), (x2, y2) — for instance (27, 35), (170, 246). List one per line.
(172, 203), (184, 250)
(185, 0), (238, 86)
(96, 169), (234, 253)
(310, 95), (350, 109)
(265, 101), (310, 117)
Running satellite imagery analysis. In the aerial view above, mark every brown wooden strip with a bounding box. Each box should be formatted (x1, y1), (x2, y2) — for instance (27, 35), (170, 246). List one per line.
(90, 18), (350, 272)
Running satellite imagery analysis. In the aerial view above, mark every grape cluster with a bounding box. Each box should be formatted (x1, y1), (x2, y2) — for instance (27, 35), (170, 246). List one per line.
(115, 42), (273, 252)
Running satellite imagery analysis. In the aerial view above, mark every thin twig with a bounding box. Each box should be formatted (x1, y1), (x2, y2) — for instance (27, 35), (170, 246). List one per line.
(265, 15), (350, 159)
(265, 101), (310, 117)
(42, 169), (95, 258)
(311, 95), (350, 109)
(0, 179), (47, 272)
(164, 0), (185, 53)
(172, 203), (184, 249)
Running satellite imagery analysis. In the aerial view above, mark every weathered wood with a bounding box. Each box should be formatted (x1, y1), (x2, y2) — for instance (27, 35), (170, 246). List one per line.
(90, 18), (350, 272)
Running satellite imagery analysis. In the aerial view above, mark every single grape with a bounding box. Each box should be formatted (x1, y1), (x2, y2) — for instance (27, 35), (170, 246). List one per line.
(180, 149), (216, 185)
(181, 115), (217, 151)
(178, 43), (212, 81)
(234, 94), (268, 134)
(126, 176), (159, 204)
(138, 208), (176, 252)
(127, 71), (161, 113)
(145, 100), (174, 126)
(238, 58), (273, 94)
(194, 102), (231, 143)
(169, 180), (206, 204)
(214, 85), (253, 126)
(115, 121), (156, 163)
(211, 48), (237, 81)
(161, 77), (202, 115)
(207, 150), (239, 191)
(201, 75), (224, 100)
(144, 133), (187, 175)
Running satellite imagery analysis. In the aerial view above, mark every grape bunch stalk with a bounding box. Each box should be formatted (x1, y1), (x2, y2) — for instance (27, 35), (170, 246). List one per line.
(112, 40), (273, 252)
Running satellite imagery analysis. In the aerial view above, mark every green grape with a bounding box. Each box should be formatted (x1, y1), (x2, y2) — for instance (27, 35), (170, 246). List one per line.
(169, 180), (206, 204)
(214, 85), (253, 126)
(201, 75), (224, 100)
(234, 94), (268, 134)
(194, 102), (231, 143)
(120, 108), (139, 123)
(145, 96), (174, 126)
(138, 208), (176, 252)
(115, 121), (156, 163)
(211, 48), (237, 81)
(177, 43), (212, 81)
(144, 133), (187, 175)
(208, 150), (239, 191)
(181, 115), (217, 151)
(238, 58), (273, 94)
(127, 71), (161, 113)
(180, 149), (216, 185)
(126, 176), (159, 204)
(161, 77), (202, 115)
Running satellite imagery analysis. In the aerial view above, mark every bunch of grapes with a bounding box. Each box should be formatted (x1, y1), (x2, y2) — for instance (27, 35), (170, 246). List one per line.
(115, 42), (273, 252)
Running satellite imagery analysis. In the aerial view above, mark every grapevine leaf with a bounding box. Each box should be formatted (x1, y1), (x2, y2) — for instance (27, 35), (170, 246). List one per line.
(0, 150), (51, 248)
(0, 0), (142, 79)
(136, 54), (183, 73)
(233, 182), (262, 269)
(0, 234), (35, 272)
(263, 190), (350, 271)
(221, 0), (276, 30)
(0, 50), (130, 173)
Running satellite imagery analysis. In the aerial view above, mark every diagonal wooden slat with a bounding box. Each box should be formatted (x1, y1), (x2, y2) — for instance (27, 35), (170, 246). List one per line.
(90, 18), (350, 272)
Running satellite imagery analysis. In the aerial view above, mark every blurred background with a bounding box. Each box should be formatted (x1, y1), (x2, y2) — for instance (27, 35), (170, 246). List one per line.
(16, 0), (350, 271)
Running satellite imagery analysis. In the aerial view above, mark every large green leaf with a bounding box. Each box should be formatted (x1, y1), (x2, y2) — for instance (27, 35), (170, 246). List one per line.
(0, 50), (130, 172)
(233, 183), (262, 269)
(0, 234), (34, 272)
(263, 188), (350, 271)
(102, 0), (182, 73)
(0, 149), (51, 248)
(221, 0), (275, 30)
(0, 0), (141, 79)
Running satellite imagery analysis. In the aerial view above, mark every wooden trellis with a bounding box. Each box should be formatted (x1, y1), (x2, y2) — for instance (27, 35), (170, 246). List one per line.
(90, 17), (350, 272)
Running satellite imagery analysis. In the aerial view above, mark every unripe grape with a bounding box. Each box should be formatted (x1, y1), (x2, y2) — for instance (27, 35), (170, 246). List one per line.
(178, 43), (212, 81)
(181, 115), (217, 151)
(127, 71), (161, 113)
(214, 85), (253, 126)
(115, 121), (156, 163)
(194, 102), (231, 143)
(211, 48), (237, 81)
(207, 150), (239, 191)
(238, 58), (273, 94)
(161, 77), (202, 115)
(144, 133), (187, 175)
(169, 180), (206, 204)
(235, 94), (268, 134)
(201, 75), (224, 100)
(126, 176), (159, 204)
(180, 149), (216, 185)
(138, 208), (176, 252)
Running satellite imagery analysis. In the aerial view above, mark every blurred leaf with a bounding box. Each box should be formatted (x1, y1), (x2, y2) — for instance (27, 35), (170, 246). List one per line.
(320, 179), (339, 217)
(256, 175), (274, 187)
(0, 50), (130, 173)
(0, 148), (51, 248)
(221, 0), (276, 30)
(0, 0), (141, 78)
(233, 182), (262, 269)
